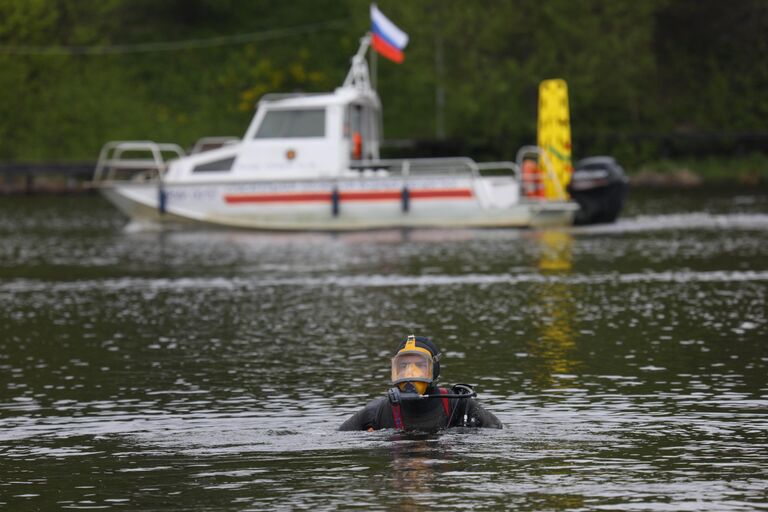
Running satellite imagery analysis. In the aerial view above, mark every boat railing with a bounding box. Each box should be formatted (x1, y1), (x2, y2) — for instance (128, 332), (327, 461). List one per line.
(93, 140), (186, 183)
(259, 92), (329, 104)
(350, 157), (519, 180)
(515, 145), (568, 200)
(348, 157), (521, 209)
(189, 137), (240, 154)
(475, 161), (519, 179)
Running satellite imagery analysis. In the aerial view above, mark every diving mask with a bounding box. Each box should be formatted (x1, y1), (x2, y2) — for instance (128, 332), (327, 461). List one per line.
(391, 342), (434, 395)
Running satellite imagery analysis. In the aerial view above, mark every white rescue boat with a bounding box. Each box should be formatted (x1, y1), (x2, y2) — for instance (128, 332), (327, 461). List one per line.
(93, 35), (582, 230)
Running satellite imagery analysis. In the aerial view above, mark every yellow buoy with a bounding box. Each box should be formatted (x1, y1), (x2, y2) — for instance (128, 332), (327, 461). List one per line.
(537, 79), (572, 200)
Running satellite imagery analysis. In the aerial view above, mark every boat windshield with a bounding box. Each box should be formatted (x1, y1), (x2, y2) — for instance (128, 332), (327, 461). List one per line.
(254, 108), (326, 138)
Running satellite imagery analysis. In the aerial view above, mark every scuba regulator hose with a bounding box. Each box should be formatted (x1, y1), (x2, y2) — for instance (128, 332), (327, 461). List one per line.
(387, 383), (477, 404)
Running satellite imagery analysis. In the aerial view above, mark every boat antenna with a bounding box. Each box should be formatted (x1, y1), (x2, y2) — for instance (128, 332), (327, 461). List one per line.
(343, 33), (374, 92)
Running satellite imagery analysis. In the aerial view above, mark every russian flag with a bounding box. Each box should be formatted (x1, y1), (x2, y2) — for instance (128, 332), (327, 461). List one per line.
(370, 4), (408, 64)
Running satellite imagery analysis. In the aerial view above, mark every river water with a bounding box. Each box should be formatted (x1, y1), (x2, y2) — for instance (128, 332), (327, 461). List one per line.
(1, 188), (766, 511)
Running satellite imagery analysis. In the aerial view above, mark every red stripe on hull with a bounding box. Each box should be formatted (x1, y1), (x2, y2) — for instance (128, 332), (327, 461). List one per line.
(410, 189), (473, 199)
(223, 188), (473, 204)
(225, 192), (331, 204)
(342, 190), (399, 201)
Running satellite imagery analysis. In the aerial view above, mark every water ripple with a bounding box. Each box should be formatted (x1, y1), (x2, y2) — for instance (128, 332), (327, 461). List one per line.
(1, 269), (768, 294)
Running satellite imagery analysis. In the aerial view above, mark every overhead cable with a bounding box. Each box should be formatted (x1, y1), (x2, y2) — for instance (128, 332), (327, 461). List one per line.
(0, 18), (348, 55)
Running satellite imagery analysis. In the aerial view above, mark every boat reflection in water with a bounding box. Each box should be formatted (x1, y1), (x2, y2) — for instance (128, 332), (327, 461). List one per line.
(526, 230), (579, 388)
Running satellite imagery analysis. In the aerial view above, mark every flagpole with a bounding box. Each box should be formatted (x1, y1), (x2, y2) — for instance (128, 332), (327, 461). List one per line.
(370, 3), (377, 91)
(371, 40), (378, 91)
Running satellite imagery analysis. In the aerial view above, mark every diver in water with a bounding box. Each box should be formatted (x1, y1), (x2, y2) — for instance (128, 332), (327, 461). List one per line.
(339, 335), (502, 431)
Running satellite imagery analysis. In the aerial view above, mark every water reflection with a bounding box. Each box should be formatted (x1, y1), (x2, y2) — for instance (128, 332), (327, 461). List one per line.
(527, 230), (579, 388)
(386, 434), (447, 511)
(536, 230), (573, 273)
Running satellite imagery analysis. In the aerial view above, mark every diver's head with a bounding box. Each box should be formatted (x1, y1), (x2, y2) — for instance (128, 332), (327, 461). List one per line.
(391, 335), (441, 395)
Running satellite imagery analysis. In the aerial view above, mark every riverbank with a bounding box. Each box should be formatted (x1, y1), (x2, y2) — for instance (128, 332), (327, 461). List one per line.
(630, 153), (768, 187)
(0, 162), (94, 194)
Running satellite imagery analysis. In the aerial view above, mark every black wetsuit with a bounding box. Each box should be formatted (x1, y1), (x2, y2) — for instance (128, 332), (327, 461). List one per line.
(338, 385), (502, 431)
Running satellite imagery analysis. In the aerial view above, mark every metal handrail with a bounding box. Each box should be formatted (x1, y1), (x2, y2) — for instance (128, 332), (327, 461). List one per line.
(349, 157), (521, 180)
(258, 92), (329, 103)
(349, 156), (481, 178)
(475, 161), (520, 180)
(348, 156), (510, 209)
(93, 140), (186, 182)
(190, 137), (239, 154)
(515, 145), (568, 200)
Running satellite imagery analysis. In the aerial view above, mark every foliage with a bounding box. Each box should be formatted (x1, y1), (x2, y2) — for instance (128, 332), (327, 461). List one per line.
(0, 0), (766, 166)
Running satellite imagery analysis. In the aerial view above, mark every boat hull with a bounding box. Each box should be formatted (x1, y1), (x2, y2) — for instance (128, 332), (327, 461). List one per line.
(99, 177), (577, 230)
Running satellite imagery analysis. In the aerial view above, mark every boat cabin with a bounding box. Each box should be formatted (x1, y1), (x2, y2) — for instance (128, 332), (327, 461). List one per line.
(164, 43), (382, 183)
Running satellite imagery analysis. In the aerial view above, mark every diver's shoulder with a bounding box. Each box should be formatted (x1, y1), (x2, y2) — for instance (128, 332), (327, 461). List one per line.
(338, 396), (390, 431)
(363, 395), (389, 409)
(467, 399), (503, 428)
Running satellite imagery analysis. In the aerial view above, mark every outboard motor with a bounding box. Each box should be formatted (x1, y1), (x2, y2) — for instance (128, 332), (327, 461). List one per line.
(567, 156), (628, 225)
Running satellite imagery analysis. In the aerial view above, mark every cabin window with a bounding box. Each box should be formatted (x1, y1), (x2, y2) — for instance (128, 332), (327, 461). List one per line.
(254, 108), (325, 138)
(192, 156), (235, 173)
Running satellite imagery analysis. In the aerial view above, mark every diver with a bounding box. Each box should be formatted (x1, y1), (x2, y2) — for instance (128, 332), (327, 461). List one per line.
(339, 335), (502, 431)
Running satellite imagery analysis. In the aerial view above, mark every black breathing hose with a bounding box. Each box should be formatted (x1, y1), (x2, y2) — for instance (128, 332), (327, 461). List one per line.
(388, 384), (477, 403)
